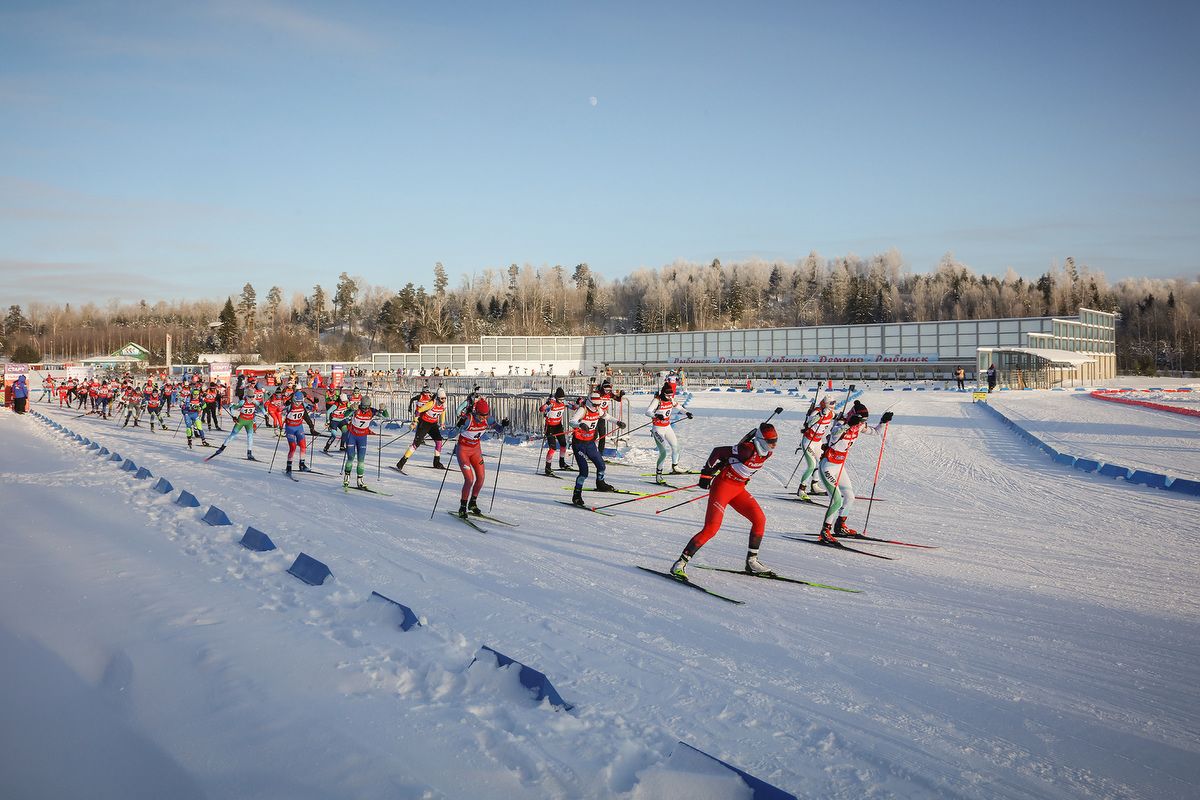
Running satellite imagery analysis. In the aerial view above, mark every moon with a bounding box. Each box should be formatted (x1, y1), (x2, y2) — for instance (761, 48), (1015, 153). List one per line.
(589, 96), (598, 107)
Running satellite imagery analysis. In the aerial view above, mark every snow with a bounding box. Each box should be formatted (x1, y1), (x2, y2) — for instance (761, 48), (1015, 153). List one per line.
(2, 389), (1199, 799)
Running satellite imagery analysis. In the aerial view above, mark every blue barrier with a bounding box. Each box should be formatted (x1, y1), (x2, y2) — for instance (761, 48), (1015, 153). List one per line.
(369, 591), (421, 631)
(120, 459), (138, 472)
(175, 490), (200, 508)
(108, 453), (123, 462)
(1168, 478), (1200, 496)
(239, 527), (276, 551)
(1053, 453), (1076, 466)
(883, 387), (894, 391)
(201, 505), (232, 526)
(152, 477), (174, 494)
(1098, 463), (1131, 480)
(1075, 387), (1088, 391)
(288, 553), (333, 586)
(1128, 470), (1168, 490)
(670, 742), (797, 800)
(134, 466), (153, 479)
(473, 646), (572, 711)
(383, 421), (403, 430)
(1073, 458), (1100, 473)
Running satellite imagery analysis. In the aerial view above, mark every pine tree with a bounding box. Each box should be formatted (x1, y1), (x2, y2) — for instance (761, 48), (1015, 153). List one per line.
(217, 298), (239, 351)
(238, 283), (256, 346)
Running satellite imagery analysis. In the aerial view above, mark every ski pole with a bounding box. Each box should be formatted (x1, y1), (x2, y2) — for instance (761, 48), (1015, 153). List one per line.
(488, 425), (508, 511)
(267, 424), (285, 474)
(376, 423), (382, 480)
(533, 430), (548, 474)
(861, 421), (890, 537)
(785, 386), (822, 489)
(429, 442), (459, 519)
(591, 482), (698, 511)
(763, 405), (785, 424)
(655, 491), (708, 515)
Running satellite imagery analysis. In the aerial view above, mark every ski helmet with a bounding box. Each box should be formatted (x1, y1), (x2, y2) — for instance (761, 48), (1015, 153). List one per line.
(661, 382), (675, 397)
(339, 392), (348, 402)
(586, 389), (601, 409)
(601, 378), (613, 391)
(554, 386), (565, 400)
(752, 422), (778, 456)
(847, 409), (868, 426)
(436, 387), (447, 400)
(473, 397), (490, 416)
(852, 400), (868, 416)
(359, 395), (371, 408)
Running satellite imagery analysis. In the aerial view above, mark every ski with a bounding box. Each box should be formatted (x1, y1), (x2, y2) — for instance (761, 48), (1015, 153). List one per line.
(469, 511), (518, 527)
(447, 512), (488, 533)
(639, 470), (701, 477)
(645, 480), (684, 489)
(787, 532), (938, 549)
(693, 565), (862, 593)
(556, 500), (615, 516)
(561, 486), (647, 496)
(344, 484), (393, 496)
(282, 471), (300, 482)
(203, 447), (226, 462)
(781, 535), (895, 560)
(297, 469), (327, 476)
(420, 464), (453, 472)
(635, 566), (744, 605)
(387, 465), (408, 476)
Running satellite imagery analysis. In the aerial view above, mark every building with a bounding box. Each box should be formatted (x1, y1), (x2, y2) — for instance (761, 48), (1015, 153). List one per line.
(80, 342), (152, 372)
(279, 307), (1117, 388)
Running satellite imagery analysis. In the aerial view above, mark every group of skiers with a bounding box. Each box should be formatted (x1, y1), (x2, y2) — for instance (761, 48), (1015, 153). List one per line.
(48, 367), (896, 582)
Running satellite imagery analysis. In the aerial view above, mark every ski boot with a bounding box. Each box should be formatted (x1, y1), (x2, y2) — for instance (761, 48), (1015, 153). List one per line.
(571, 487), (585, 507)
(323, 438), (333, 454)
(132, 421), (139, 427)
(457, 502), (469, 519)
(595, 479), (617, 492)
(122, 419), (129, 428)
(211, 445), (226, 458)
(356, 476), (368, 490)
(808, 483), (827, 496)
(395, 455), (408, 472)
(818, 523), (838, 545)
(543, 463), (554, 477)
(200, 438), (212, 447)
(670, 554), (690, 578)
(432, 455), (444, 470)
(285, 461), (293, 476)
(670, 464), (686, 475)
(559, 458), (571, 471)
(834, 516), (858, 538)
(246, 451), (257, 462)
(299, 460), (311, 472)
(467, 497), (482, 516)
(797, 490), (812, 502)
(187, 437), (194, 449)
(343, 473), (351, 488)
(654, 471), (669, 486)
(745, 554), (773, 575)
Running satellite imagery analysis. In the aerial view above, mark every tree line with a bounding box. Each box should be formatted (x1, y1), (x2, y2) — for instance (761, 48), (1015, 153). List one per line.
(3, 254), (1198, 374)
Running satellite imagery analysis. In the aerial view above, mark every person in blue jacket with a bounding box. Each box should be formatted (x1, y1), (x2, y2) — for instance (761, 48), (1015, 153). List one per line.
(12, 375), (29, 414)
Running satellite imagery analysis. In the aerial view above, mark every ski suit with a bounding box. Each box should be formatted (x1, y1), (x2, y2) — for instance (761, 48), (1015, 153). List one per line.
(182, 396), (207, 444)
(645, 394), (687, 474)
(144, 391), (166, 429)
(343, 406), (385, 478)
(220, 398), (263, 451)
(401, 398), (446, 462)
(455, 412), (501, 504)
(570, 404), (607, 490)
(325, 400), (350, 450)
(819, 419), (884, 526)
(797, 404), (836, 491)
(681, 439), (773, 559)
(540, 397), (569, 465)
(283, 401), (317, 467)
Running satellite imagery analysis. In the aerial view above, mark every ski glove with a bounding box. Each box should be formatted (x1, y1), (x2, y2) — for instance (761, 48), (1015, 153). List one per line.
(697, 469), (718, 490)
(500, 418), (510, 427)
(685, 411), (693, 419)
(615, 421), (626, 429)
(880, 411), (894, 424)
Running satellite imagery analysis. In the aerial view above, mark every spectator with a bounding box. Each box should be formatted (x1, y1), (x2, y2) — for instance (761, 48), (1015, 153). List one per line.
(954, 367), (966, 391)
(12, 374), (29, 414)
(986, 363), (997, 393)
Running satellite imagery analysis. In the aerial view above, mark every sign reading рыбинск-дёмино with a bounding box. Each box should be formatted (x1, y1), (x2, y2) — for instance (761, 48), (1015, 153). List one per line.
(668, 354), (939, 365)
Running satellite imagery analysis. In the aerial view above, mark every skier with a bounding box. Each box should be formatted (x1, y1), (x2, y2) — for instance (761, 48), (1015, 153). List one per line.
(453, 396), (507, 518)
(181, 389), (211, 449)
(406, 384), (432, 426)
(144, 385), (168, 431)
(539, 387), (572, 476)
(265, 389), (284, 430)
(794, 396), (837, 500)
(210, 394), (265, 460)
(395, 386), (448, 471)
(670, 422), (779, 577)
(323, 391), (351, 454)
(282, 394), (318, 475)
(645, 381), (693, 482)
(121, 385), (144, 427)
(202, 383), (222, 431)
(816, 405), (894, 543)
(568, 389), (625, 506)
(595, 378), (625, 450)
(342, 395), (388, 489)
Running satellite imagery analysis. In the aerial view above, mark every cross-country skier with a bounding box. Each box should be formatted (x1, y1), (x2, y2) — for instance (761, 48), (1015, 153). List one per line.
(670, 422), (779, 577)
(395, 386), (449, 471)
(645, 381), (693, 483)
(342, 395), (388, 489)
(453, 396), (507, 518)
(569, 389), (625, 505)
(143, 385), (168, 431)
(202, 383), (222, 431)
(539, 387), (572, 476)
(323, 392), (351, 454)
(121, 386), (144, 428)
(210, 394), (265, 460)
(794, 396), (837, 500)
(595, 378), (625, 450)
(282, 394), (318, 476)
(816, 405), (894, 543)
(182, 389), (211, 448)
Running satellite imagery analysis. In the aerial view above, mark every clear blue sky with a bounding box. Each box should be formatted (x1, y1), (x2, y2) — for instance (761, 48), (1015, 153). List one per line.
(2, 0), (1197, 306)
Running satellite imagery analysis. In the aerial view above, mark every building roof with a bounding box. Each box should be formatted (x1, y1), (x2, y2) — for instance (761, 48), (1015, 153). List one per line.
(986, 346), (1096, 366)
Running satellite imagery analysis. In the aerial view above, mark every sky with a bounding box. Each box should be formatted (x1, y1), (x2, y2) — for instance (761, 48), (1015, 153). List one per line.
(1, 0), (1198, 306)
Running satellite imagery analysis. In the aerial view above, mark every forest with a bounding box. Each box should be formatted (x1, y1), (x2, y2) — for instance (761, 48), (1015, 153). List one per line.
(3, 252), (1197, 374)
